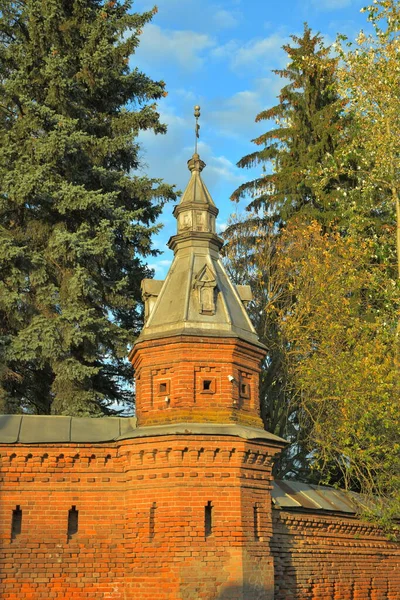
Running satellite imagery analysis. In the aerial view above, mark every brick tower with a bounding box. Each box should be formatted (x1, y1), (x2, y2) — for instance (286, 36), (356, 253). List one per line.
(128, 108), (286, 600)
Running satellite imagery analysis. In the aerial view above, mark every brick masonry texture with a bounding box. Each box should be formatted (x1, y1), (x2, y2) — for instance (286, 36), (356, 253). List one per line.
(0, 437), (399, 599)
(271, 511), (400, 600)
(130, 335), (266, 429)
(0, 436), (280, 600)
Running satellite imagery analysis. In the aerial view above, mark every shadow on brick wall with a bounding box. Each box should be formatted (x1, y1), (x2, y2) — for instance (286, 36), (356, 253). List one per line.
(216, 583), (273, 600)
(271, 514), (300, 599)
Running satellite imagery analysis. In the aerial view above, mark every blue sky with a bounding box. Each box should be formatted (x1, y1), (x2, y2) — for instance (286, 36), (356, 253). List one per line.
(132, 0), (368, 277)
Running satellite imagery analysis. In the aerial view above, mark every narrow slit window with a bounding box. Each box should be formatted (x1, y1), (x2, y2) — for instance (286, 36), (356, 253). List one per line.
(205, 501), (213, 538)
(159, 382), (167, 394)
(203, 380), (212, 391)
(11, 506), (22, 541)
(67, 506), (79, 540)
(149, 502), (157, 541)
(253, 505), (260, 541)
(240, 381), (250, 398)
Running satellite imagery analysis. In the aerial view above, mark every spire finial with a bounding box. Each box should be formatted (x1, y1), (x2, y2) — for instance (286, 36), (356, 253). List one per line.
(194, 105), (200, 154)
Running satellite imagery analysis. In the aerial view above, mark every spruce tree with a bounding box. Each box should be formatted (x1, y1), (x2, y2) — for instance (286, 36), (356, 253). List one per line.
(0, 1), (176, 415)
(231, 24), (345, 225)
(225, 25), (347, 478)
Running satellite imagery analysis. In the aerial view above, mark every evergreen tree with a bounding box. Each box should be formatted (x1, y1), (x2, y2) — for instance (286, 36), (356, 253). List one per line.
(0, 1), (176, 415)
(223, 215), (312, 480)
(231, 24), (345, 226)
(225, 25), (349, 478)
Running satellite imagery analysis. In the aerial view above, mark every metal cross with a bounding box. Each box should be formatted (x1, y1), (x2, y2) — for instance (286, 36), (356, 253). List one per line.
(194, 105), (200, 154)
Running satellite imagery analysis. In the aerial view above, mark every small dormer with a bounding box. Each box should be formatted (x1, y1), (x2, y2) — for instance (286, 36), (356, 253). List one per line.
(236, 285), (253, 307)
(141, 279), (164, 323)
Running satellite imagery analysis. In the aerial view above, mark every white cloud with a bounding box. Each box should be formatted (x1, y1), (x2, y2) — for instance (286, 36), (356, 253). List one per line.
(158, 259), (173, 267)
(138, 105), (193, 181)
(211, 39), (238, 61)
(207, 154), (244, 186)
(147, 258), (172, 276)
(174, 89), (198, 102)
(208, 89), (266, 139)
(135, 23), (215, 71)
(212, 9), (240, 29)
(135, 0), (241, 33)
(211, 33), (287, 73)
(232, 34), (287, 71)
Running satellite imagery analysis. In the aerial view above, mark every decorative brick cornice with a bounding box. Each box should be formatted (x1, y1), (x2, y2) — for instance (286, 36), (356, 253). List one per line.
(273, 511), (399, 543)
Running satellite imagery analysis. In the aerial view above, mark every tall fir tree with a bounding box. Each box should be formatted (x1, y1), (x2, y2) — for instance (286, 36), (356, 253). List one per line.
(225, 25), (398, 503)
(0, 1), (177, 415)
(231, 24), (346, 226)
(223, 215), (312, 480)
(225, 25), (349, 478)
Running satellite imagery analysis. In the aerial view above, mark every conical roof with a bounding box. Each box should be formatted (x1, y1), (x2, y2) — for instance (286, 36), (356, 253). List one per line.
(137, 153), (263, 348)
(178, 153), (216, 208)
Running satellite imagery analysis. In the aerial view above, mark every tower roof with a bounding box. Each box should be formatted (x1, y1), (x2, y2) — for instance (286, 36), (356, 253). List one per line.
(177, 152), (216, 208)
(136, 150), (264, 348)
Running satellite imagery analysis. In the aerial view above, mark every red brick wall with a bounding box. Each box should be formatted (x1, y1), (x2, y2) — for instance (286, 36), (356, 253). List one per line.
(130, 336), (265, 429)
(2, 329), (399, 599)
(0, 443), (126, 599)
(1, 440), (399, 599)
(0, 435), (280, 600)
(271, 510), (400, 600)
(121, 434), (278, 600)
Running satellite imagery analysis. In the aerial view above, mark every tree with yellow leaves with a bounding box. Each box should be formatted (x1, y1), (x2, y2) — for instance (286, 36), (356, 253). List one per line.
(330, 0), (400, 277)
(266, 219), (399, 524)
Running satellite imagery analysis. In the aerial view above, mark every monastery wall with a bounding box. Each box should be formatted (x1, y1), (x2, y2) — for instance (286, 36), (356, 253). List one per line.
(122, 434), (276, 600)
(0, 442), (125, 600)
(0, 435), (279, 600)
(271, 510), (400, 600)
(1, 438), (399, 600)
(1, 145), (398, 600)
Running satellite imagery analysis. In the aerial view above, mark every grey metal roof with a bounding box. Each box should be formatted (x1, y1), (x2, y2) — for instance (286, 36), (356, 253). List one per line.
(117, 422), (287, 444)
(0, 415), (286, 445)
(272, 479), (365, 514)
(178, 154), (216, 208)
(0, 414), (137, 444)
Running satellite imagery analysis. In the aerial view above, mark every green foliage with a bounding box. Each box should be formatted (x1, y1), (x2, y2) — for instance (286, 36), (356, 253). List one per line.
(226, 21), (400, 525)
(0, 1), (177, 415)
(312, 0), (400, 277)
(223, 214), (313, 480)
(231, 23), (345, 226)
(226, 24), (347, 478)
(271, 219), (400, 522)
(224, 214), (400, 520)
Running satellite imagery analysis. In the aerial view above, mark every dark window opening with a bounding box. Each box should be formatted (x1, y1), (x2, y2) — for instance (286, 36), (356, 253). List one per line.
(149, 502), (157, 541)
(240, 380), (250, 398)
(203, 380), (212, 391)
(67, 506), (79, 540)
(159, 382), (167, 393)
(253, 505), (260, 541)
(11, 506), (22, 541)
(205, 501), (213, 538)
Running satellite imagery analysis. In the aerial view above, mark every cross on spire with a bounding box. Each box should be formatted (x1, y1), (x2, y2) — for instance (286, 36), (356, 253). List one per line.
(194, 105), (200, 154)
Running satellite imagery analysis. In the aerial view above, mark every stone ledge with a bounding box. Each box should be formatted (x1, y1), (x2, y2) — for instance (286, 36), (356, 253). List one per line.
(117, 422), (287, 446)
